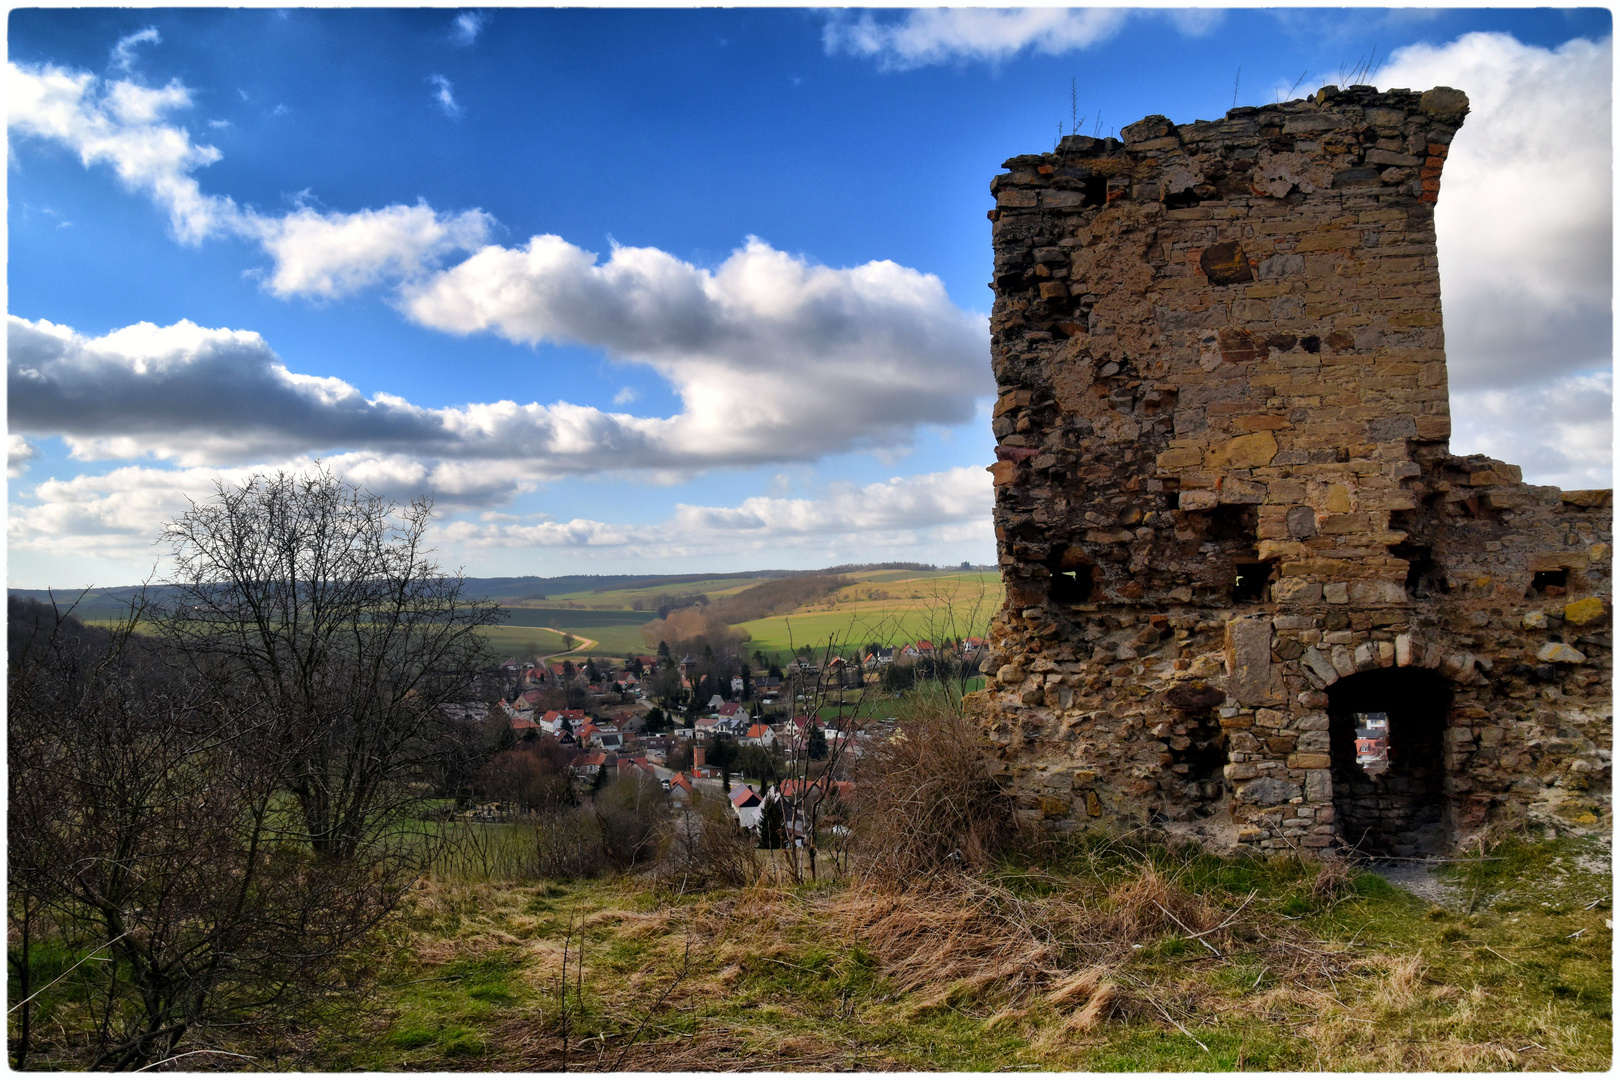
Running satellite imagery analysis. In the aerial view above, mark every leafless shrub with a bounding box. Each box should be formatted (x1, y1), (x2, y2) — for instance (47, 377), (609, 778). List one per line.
(535, 809), (609, 880)
(8, 597), (405, 1069)
(662, 792), (759, 889)
(594, 772), (670, 869)
(847, 686), (1019, 885)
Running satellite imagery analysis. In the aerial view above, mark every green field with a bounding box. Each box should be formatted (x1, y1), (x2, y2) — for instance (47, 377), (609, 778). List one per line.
(475, 568), (1002, 662)
(736, 572), (1000, 656)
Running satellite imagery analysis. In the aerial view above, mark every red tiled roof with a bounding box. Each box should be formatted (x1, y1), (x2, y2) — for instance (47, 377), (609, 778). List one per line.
(730, 786), (760, 807)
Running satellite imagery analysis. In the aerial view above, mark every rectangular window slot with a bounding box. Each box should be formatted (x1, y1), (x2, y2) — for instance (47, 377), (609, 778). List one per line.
(1233, 561), (1272, 603)
(1529, 568), (1569, 598)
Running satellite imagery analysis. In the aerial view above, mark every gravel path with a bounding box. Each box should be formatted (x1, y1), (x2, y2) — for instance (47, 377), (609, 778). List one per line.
(1366, 859), (1468, 908)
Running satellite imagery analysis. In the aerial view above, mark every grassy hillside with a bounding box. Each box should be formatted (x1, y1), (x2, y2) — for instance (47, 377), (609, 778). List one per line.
(14, 566), (1003, 663)
(312, 832), (1610, 1071)
(476, 568), (1003, 660)
(736, 572), (1001, 655)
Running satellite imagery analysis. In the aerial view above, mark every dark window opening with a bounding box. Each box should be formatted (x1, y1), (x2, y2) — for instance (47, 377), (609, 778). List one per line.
(1207, 504), (1258, 544)
(1050, 566), (1094, 604)
(1047, 547), (1096, 604)
(1529, 569), (1569, 598)
(1233, 561), (1273, 603)
(1163, 187), (1201, 210)
(1392, 543), (1446, 599)
(1080, 173), (1109, 207)
(1327, 668), (1453, 856)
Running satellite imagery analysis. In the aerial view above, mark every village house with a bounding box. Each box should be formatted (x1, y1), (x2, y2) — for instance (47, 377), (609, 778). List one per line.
(729, 785), (763, 830)
(741, 723), (776, 749)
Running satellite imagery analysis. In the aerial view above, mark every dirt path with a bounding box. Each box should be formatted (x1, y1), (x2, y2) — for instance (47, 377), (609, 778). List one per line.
(541, 634), (598, 662)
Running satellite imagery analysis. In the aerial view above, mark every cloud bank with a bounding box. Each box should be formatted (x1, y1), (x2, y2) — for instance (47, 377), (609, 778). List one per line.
(1377, 32), (1612, 393)
(1375, 32), (1612, 491)
(9, 241), (990, 472)
(8, 460), (992, 568)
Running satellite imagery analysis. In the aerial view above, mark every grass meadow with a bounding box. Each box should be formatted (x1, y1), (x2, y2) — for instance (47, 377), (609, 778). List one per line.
(315, 829), (1610, 1071)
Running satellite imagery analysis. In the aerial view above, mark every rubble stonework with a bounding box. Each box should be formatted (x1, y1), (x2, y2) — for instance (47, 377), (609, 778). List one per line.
(967, 85), (1613, 854)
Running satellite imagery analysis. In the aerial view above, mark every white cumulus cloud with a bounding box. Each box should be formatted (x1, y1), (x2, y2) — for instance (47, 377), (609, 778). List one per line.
(247, 201), (492, 298)
(1377, 33), (1611, 392)
(8, 434), (40, 478)
(402, 235), (991, 461)
(8, 280), (990, 475)
(7, 59), (491, 298)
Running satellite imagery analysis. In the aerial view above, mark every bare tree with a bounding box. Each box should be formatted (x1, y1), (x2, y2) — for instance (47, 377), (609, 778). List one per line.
(8, 470), (504, 1068)
(156, 468), (502, 859)
(8, 598), (403, 1069)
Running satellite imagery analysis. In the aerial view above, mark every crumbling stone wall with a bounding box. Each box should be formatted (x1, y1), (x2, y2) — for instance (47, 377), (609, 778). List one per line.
(969, 85), (1612, 854)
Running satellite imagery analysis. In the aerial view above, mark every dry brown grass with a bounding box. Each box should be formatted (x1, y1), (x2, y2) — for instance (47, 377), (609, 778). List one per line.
(360, 832), (1611, 1073)
(848, 695), (1019, 885)
(1310, 856), (1354, 902)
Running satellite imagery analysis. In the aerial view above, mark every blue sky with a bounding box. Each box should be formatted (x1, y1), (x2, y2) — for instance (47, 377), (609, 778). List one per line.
(7, 7), (1612, 588)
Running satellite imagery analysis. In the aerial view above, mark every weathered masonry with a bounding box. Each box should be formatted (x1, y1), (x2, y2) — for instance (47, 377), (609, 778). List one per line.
(968, 85), (1612, 854)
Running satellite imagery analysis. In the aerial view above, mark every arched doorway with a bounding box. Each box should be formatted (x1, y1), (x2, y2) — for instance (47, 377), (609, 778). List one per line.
(1326, 668), (1454, 855)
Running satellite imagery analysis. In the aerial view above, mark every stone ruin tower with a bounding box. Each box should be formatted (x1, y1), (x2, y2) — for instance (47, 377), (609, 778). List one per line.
(969, 85), (1612, 855)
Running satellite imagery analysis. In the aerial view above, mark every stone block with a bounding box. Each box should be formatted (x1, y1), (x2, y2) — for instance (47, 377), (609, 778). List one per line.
(1537, 642), (1587, 664)
(1272, 578), (1323, 604)
(1302, 647), (1339, 686)
(1226, 616), (1285, 705)
(1303, 769), (1333, 801)
(1324, 582), (1350, 604)
(1208, 431), (1279, 470)
(1287, 752), (1332, 769)
(1563, 598), (1606, 627)
(1156, 447), (1202, 470)
(1237, 776), (1300, 805)
(1179, 489), (1219, 511)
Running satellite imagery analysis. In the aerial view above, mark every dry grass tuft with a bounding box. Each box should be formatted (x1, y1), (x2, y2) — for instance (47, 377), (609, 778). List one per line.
(580, 907), (672, 939)
(1104, 864), (1217, 939)
(1064, 981), (1123, 1032)
(1310, 857), (1354, 902)
(822, 877), (1068, 1003)
(1044, 965), (1108, 1009)
(1371, 952), (1428, 1012)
